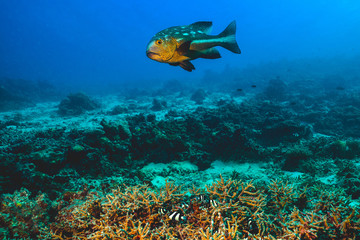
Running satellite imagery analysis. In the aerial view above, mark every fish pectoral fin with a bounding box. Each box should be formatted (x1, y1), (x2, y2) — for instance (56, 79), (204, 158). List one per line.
(177, 41), (192, 55)
(178, 60), (195, 72)
(200, 48), (221, 59)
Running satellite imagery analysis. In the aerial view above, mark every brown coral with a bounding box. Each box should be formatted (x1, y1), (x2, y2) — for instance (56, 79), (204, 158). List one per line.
(1, 176), (359, 239)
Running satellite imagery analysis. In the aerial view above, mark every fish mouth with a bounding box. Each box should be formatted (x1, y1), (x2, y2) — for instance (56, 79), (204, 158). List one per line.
(146, 51), (160, 58)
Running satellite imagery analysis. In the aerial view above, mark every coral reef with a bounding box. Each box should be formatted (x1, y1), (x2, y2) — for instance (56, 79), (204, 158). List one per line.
(0, 176), (359, 239)
(1, 57), (360, 239)
(2, 88), (360, 201)
(58, 92), (99, 116)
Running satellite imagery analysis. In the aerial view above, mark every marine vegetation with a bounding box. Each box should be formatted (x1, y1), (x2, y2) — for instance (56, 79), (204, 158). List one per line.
(1, 176), (359, 239)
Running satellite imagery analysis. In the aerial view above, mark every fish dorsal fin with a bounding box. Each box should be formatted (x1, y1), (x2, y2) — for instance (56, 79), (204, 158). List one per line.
(177, 41), (192, 55)
(189, 21), (213, 34)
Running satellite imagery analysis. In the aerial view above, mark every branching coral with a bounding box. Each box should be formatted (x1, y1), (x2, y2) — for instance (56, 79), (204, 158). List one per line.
(1, 176), (359, 239)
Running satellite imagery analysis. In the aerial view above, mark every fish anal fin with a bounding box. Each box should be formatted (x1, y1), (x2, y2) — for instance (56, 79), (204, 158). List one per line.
(200, 48), (221, 59)
(179, 60), (195, 72)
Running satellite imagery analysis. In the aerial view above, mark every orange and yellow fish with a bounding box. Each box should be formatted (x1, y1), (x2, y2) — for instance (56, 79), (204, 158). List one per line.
(146, 21), (241, 72)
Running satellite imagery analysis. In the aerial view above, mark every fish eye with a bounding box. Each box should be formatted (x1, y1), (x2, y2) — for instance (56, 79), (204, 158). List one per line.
(156, 39), (163, 45)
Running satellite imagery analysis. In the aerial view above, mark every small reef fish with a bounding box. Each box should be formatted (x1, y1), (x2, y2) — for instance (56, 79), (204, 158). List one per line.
(209, 199), (218, 208)
(169, 211), (186, 221)
(196, 194), (206, 203)
(146, 21), (241, 72)
(158, 208), (167, 215)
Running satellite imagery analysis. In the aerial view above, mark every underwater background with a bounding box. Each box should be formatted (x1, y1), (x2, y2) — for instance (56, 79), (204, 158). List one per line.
(1, 0), (360, 239)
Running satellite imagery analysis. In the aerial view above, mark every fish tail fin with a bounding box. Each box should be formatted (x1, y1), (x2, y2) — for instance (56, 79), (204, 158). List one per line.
(218, 20), (241, 54)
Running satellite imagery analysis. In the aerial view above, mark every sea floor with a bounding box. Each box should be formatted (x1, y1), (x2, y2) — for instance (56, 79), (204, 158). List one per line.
(1, 83), (360, 238)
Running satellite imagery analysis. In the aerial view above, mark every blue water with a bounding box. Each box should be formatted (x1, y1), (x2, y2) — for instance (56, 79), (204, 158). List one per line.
(1, 0), (359, 92)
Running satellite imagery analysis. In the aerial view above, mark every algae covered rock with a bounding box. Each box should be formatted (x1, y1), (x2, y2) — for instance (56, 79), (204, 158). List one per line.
(108, 105), (128, 115)
(259, 120), (312, 146)
(151, 98), (167, 111)
(336, 160), (360, 199)
(283, 145), (312, 171)
(58, 92), (99, 116)
(191, 89), (207, 104)
(65, 144), (88, 166)
(327, 140), (360, 159)
(100, 119), (131, 140)
(263, 76), (288, 101)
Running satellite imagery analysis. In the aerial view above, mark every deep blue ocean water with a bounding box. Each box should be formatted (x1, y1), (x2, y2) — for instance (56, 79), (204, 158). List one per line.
(1, 0), (359, 92)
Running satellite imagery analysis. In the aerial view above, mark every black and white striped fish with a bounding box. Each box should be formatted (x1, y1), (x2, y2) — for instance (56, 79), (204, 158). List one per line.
(168, 211), (186, 221)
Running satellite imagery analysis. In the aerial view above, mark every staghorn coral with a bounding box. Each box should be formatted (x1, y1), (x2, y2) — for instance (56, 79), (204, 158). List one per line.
(1, 176), (359, 239)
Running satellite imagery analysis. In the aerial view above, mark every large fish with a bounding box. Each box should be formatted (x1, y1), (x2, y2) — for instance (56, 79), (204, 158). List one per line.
(146, 21), (241, 72)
